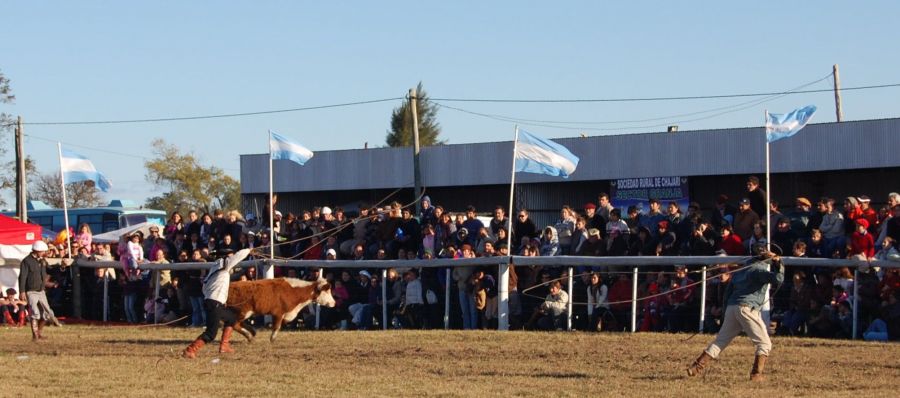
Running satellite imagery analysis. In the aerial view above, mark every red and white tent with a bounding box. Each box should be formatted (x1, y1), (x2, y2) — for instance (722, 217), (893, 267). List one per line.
(0, 214), (42, 293)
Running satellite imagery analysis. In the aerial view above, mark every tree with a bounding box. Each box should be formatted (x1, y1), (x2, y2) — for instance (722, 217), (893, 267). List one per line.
(0, 69), (18, 207)
(144, 139), (241, 215)
(385, 82), (444, 147)
(30, 172), (105, 208)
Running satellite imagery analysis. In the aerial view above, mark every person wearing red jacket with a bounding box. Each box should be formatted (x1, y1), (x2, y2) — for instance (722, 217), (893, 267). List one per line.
(848, 219), (875, 259)
(717, 225), (746, 255)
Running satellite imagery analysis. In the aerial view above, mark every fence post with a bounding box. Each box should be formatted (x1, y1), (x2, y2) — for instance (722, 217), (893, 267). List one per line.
(103, 271), (109, 322)
(567, 267), (574, 331)
(852, 268), (859, 340)
(498, 261), (510, 331)
(72, 262), (82, 319)
(444, 268), (451, 330)
(153, 270), (161, 324)
(699, 265), (707, 333)
(631, 267), (638, 333)
(382, 268), (388, 330)
(314, 303), (320, 330)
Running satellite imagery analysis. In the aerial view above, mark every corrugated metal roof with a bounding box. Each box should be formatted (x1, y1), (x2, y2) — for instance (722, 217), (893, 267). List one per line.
(241, 118), (900, 194)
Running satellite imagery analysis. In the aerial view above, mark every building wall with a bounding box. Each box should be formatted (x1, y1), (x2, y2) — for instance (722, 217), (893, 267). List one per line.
(244, 167), (900, 231)
(241, 118), (900, 195)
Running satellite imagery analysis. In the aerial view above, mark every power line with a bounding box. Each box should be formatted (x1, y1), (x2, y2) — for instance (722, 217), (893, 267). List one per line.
(23, 134), (241, 172)
(434, 74), (834, 127)
(18, 97), (404, 126)
(430, 82), (900, 103)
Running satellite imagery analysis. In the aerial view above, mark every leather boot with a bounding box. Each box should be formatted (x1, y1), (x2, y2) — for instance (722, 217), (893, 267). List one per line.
(3, 311), (14, 326)
(37, 320), (46, 340)
(219, 327), (235, 353)
(750, 354), (767, 381)
(17, 311), (27, 327)
(686, 352), (713, 377)
(30, 320), (40, 342)
(183, 339), (206, 359)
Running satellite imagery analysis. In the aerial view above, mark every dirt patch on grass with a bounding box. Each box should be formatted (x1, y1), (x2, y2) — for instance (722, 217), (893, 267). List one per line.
(0, 326), (897, 397)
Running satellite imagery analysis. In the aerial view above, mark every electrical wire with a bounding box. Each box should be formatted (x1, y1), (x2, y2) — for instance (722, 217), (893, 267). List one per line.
(15, 97), (404, 126)
(433, 75), (842, 132)
(430, 82), (900, 103)
(24, 133), (242, 173)
(435, 74), (834, 126)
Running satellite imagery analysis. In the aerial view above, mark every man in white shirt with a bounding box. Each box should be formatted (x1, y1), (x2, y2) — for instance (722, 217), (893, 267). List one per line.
(183, 248), (251, 359)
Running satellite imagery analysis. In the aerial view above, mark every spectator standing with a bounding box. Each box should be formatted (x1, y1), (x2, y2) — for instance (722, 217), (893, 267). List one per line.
(512, 209), (538, 247)
(733, 198), (760, 241)
(745, 176), (767, 220)
(19, 241), (60, 341)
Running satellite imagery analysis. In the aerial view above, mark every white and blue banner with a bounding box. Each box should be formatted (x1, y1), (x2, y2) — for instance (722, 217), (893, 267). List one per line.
(60, 149), (112, 192)
(514, 129), (579, 178)
(765, 105), (817, 143)
(270, 131), (314, 165)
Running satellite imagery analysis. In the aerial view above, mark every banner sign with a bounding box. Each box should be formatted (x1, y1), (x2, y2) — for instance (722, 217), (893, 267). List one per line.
(610, 176), (690, 215)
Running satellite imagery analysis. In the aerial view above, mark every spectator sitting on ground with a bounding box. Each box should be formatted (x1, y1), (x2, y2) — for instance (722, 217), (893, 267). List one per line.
(529, 280), (569, 331)
(1, 288), (28, 327)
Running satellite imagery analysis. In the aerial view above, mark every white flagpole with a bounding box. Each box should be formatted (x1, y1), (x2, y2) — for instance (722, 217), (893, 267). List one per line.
(765, 110), (771, 251)
(763, 110), (772, 329)
(267, 131), (276, 279)
(498, 126), (519, 331)
(57, 143), (72, 259)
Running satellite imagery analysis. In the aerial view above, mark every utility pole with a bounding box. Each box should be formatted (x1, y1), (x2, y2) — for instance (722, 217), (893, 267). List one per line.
(15, 116), (27, 222)
(833, 64), (843, 122)
(410, 88), (422, 215)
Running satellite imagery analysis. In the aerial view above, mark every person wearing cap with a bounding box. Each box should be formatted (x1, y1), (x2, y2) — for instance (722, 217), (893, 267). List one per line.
(733, 198), (760, 241)
(639, 198), (666, 238)
(183, 249), (251, 358)
(583, 203), (605, 232)
(19, 240), (60, 341)
(857, 195), (878, 234)
(656, 220), (678, 256)
(143, 224), (162, 260)
(687, 244), (784, 381)
(848, 218), (875, 259)
(842, 197), (864, 236)
(786, 197), (813, 239)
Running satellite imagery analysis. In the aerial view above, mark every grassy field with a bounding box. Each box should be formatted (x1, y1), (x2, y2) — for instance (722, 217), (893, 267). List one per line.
(0, 325), (898, 397)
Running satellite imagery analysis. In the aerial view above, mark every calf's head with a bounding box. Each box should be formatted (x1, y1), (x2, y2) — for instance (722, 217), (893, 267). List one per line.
(314, 278), (336, 308)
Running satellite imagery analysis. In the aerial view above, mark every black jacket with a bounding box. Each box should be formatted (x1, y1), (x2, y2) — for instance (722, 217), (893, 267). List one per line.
(19, 254), (47, 293)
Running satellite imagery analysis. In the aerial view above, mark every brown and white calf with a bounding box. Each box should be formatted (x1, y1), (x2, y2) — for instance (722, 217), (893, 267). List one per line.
(226, 277), (335, 342)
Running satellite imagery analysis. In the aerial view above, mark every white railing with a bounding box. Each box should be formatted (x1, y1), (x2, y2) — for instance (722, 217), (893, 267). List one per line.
(67, 256), (899, 339)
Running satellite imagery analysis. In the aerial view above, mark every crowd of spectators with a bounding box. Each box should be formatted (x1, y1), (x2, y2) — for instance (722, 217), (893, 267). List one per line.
(8, 178), (899, 342)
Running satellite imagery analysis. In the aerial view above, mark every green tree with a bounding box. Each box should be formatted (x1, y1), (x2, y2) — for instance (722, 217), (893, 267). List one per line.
(144, 139), (241, 215)
(385, 82), (444, 147)
(30, 172), (105, 208)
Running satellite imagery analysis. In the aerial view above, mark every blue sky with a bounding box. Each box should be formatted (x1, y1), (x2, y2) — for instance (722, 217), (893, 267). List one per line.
(2, 1), (898, 207)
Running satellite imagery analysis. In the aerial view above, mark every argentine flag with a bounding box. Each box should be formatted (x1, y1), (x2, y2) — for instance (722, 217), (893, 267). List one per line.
(270, 131), (314, 166)
(514, 129), (579, 178)
(60, 149), (112, 192)
(765, 105), (817, 143)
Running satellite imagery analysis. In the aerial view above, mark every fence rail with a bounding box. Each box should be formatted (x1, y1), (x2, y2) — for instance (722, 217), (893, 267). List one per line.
(40, 255), (899, 338)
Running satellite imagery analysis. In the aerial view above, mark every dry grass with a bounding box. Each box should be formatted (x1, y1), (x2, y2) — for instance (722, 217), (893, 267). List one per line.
(0, 325), (898, 397)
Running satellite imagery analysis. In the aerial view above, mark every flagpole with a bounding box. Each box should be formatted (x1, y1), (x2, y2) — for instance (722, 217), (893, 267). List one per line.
(498, 126), (519, 331)
(764, 109), (771, 251)
(57, 143), (72, 259)
(267, 131), (276, 280)
(763, 109), (772, 329)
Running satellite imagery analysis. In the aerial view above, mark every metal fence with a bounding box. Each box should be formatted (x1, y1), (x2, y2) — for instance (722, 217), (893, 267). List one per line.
(68, 256), (899, 339)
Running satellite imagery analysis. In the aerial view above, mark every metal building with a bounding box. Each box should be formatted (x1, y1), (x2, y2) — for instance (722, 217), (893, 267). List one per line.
(241, 118), (900, 228)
